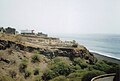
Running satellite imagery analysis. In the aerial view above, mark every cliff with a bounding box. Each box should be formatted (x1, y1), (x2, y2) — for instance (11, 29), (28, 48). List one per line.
(0, 34), (97, 64)
(0, 33), (98, 81)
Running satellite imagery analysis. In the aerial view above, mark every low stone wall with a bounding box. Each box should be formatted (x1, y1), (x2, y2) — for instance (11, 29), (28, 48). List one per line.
(91, 73), (116, 81)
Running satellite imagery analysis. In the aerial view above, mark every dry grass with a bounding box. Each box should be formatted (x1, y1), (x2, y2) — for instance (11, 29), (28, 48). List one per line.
(0, 48), (49, 81)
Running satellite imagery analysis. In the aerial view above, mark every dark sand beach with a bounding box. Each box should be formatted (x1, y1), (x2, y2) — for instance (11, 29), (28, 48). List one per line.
(91, 52), (120, 64)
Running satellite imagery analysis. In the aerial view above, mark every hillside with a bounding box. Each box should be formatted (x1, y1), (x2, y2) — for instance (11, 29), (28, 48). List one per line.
(0, 33), (119, 81)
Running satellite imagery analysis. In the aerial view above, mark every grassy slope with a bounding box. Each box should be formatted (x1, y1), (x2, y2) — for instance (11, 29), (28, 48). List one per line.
(0, 49), (49, 81)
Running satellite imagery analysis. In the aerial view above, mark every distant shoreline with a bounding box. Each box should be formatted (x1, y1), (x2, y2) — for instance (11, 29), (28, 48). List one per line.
(91, 52), (120, 64)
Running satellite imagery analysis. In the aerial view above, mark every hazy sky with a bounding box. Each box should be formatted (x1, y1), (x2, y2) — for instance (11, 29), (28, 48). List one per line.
(0, 0), (120, 34)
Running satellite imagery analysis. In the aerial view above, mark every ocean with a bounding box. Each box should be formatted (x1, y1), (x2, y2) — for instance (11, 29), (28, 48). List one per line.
(54, 34), (120, 60)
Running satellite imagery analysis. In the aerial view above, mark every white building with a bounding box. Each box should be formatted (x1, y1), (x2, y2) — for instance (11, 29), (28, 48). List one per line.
(21, 30), (35, 35)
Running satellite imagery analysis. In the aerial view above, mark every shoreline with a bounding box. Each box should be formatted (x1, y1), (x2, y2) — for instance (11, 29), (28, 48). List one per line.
(91, 52), (120, 64)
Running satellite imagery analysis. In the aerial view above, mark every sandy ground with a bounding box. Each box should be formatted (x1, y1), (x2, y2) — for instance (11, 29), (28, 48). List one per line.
(91, 52), (120, 64)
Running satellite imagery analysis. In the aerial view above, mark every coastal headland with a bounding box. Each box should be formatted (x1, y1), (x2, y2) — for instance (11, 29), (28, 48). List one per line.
(0, 27), (119, 81)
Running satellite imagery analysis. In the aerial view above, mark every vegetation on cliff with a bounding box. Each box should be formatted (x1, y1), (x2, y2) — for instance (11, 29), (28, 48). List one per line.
(0, 34), (119, 81)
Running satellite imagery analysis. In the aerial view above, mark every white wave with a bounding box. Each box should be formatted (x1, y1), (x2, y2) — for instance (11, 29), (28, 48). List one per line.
(89, 50), (120, 60)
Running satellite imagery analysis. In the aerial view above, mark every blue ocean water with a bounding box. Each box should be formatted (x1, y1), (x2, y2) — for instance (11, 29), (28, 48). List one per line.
(56, 34), (120, 60)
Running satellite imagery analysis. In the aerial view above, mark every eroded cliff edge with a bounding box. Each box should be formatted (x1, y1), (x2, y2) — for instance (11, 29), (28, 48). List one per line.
(0, 34), (97, 64)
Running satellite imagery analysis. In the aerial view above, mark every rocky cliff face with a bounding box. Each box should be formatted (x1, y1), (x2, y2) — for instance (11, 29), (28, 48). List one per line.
(0, 38), (97, 64)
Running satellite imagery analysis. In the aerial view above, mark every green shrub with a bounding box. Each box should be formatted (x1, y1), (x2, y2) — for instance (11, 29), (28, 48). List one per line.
(44, 57), (84, 80)
(21, 59), (28, 63)
(33, 50), (40, 54)
(87, 65), (95, 71)
(92, 61), (112, 72)
(24, 70), (31, 79)
(34, 75), (42, 81)
(51, 62), (71, 76)
(50, 76), (68, 81)
(31, 54), (40, 63)
(105, 65), (120, 73)
(67, 72), (82, 81)
(68, 72), (82, 78)
(44, 70), (56, 80)
(73, 58), (83, 65)
(44, 61), (71, 80)
(81, 70), (105, 81)
(69, 65), (81, 72)
(102, 60), (118, 67)
(53, 58), (61, 63)
(19, 63), (27, 73)
(73, 58), (88, 69)
(34, 68), (39, 75)
(44, 61), (76, 80)
(80, 63), (88, 69)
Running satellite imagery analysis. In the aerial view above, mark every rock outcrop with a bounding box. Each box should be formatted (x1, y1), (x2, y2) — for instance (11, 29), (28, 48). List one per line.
(0, 39), (97, 64)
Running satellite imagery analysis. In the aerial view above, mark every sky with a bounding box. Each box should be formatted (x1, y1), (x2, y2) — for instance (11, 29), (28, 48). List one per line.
(0, 0), (120, 35)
